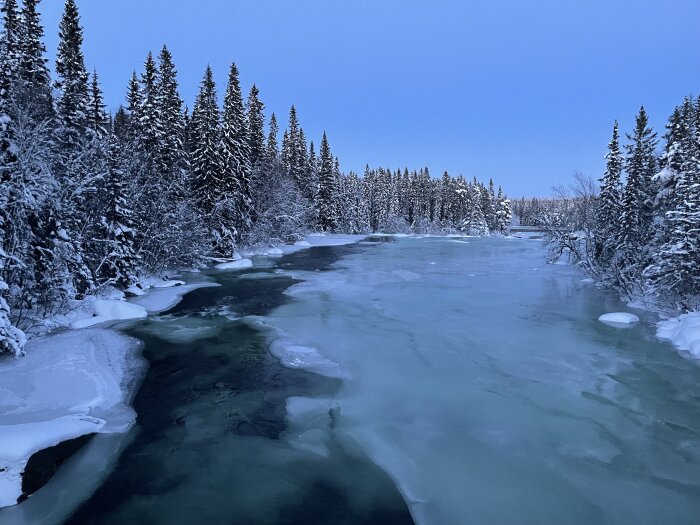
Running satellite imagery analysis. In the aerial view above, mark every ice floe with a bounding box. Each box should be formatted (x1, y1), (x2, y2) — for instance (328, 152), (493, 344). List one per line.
(598, 312), (640, 327)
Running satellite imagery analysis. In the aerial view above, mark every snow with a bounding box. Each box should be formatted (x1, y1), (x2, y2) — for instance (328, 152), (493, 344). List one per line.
(598, 312), (640, 327)
(657, 312), (700, 358)
(70, 300), (147, 329)
(215, 258), (253, 270)
(0, 328), (144, 508)
(0, 416), (105, 508)
(129, 282), (220, 314)
(580, 278), (595, 284)
(293, 240), (311, 247)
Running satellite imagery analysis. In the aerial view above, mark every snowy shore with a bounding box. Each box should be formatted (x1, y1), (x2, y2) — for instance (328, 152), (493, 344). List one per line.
(0, 233), (363, 509)
(0, 329), (144, 507)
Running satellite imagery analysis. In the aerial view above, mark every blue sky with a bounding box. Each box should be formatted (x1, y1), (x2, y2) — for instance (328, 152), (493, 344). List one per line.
(38, 0), (700, 196)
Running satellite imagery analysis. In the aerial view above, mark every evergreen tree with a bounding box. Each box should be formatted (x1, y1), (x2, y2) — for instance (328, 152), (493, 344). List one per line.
(98, 136), (138, 289)
(221, 62), (253, 240)
(317, 132), (338, 232)
(191, 66), (221, 214)
(16, 0), (52, 117)
(265, 112), (279, 165)
(620, 106), (658, 251)
(245, 83), (265, 167)
(595, 120), (623, 263)
(54, 0), (89, 143)
(88, 69), (108, 136)
(155, 45), (186, 191)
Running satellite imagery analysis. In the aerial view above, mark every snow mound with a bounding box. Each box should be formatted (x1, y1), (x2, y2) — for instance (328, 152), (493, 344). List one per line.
(266, 248), (284, 256)
(580, 278), (595, 284)
(598, 312), (640, 327)
(215, 259), (253, 270)
(129, 282), (219, 314)
(0, 328), (143, 508)
(293, 240), (311, 247)
(657, 312), (700, 358)
(70, 300), (147, 329)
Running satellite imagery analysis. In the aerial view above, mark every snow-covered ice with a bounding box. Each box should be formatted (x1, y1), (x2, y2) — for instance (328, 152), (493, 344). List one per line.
(129, 282), (219, 314)
(262, 236), (700, 525)
(0, 329), (144, 507)
(215, 258), (253, 270)
(70, 300), (147, 329)
(598, 312), (640, 327)
(657, 312), (700, 358)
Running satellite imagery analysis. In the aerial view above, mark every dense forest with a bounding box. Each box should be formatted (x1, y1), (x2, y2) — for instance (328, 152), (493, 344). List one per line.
(0, 0), (511, 355)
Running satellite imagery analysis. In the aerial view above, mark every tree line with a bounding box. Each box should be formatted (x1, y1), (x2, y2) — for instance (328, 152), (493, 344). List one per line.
(541, 102), (699, 312)
(0, 0), (511, 355)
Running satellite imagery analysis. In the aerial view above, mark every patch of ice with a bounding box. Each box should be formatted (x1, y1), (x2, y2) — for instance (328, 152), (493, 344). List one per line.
(215, 259), (253, 270)
(70, 300), (147, 329)
(598, 312), (640, 327)
(268, 341), (346, 379)
(151, 280), (185, 288)
(580, 278), (595, 284)
(657, 312), (700, 358)
(266, 248), (284, 256)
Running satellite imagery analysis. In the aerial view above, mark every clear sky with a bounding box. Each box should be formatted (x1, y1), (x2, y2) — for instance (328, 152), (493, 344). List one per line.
(38, 0), (700, 197)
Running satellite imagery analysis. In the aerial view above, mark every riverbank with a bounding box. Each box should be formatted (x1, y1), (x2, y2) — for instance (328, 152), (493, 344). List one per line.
(0, 234), (365, 512)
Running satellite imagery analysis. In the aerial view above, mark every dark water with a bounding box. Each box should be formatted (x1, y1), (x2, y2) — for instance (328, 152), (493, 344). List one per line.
(63, 245), (414, 525)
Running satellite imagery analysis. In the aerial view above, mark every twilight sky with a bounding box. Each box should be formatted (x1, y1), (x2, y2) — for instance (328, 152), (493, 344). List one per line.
(39, 0), (700, 197)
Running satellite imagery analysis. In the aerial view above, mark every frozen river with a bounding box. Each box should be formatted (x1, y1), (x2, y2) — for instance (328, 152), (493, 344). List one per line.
(6, 236), (700, 525)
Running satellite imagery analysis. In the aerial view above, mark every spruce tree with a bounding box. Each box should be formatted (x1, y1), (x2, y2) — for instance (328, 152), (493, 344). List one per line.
(317, 131), (338, 232)
(54, 0), (89, 143)
(595, 120), (623, 263)
(99, 136), (138, 289)
(16, 0), (51, 117)
(245, 83), (265, 167)
(221, 62), (253, 240)
(265, 112), (279, 165)
(88, 69), (108, 136)
(155, 45), (186, 190)
(620, 106), (657, 250)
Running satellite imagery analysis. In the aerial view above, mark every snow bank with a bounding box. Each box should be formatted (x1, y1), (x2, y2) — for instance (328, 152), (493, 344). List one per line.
(0, 416), (105, 508)
(129, 282), (219, 314)
(215, 258), (253, 270)
(598, 312), (640, 327)
(0, 328), (144, 508)
(293, 240), (311, 247)
(70, 300), (147, 329)
(657, 312), (700, 358)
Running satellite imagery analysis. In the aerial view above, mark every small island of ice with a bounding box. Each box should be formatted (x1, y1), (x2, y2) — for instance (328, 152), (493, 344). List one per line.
(598, 312), (640, 327)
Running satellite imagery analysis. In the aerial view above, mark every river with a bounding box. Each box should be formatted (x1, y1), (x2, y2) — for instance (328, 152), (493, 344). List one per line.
(18, 237), (700, 524)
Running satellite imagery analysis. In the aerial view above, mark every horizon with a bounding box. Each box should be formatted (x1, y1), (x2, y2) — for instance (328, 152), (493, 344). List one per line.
(30, 0), (700, 196)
